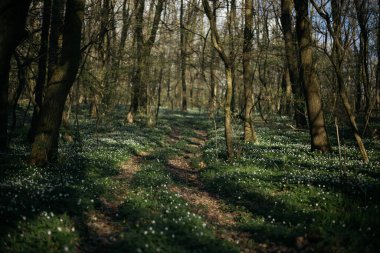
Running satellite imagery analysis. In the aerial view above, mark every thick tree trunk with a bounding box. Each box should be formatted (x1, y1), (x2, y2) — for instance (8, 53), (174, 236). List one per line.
(29, 0), (84, 166)
(295, 0), (331, 152)
(243, 0), (257, 143)
(0, 0), (31, 151)
(280, 0), (307, 128)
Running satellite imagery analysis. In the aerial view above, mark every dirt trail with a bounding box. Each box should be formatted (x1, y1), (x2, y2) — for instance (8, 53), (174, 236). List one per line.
(166, 128), (260, 252)
(83, 152), (149, 252)
(84, 126), (292, 253)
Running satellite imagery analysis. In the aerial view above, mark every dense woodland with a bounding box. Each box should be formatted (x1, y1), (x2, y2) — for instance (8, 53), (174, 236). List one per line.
(0, 0), (380, 252)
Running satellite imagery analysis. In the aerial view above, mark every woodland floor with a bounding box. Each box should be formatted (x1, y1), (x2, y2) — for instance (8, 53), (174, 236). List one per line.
(0, 109), (380, 252)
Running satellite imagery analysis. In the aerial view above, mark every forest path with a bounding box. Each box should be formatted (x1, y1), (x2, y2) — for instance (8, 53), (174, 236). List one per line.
(84, 119), (292, 253)
(165, 127), (255, 251)
(83, 151), (150, 252)
(163, 126), (290, 253)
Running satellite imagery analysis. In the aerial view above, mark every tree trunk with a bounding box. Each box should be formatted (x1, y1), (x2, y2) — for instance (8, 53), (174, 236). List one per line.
(225, 67), (234, 160)
(243, 0), (257, 143)
(281, 67), (293, 115)
(354, 0), (371, 124)
(127, 0), (144, 123)
(208, 3), (217, 118)
(29, 0), (52, 142)
(336, 70), (369, 163)
(203, 0), (234, 160)
(377, 0), (380, 109)
(29, 0), (85, 166)
(180, 0), (187, 112)
(128, 0), (165, 125)
(209, 48), (217, 118)
(228, 0), (239, 116)
(331, 0), (369, 162)
(295, 0), (331, 152)
(280, 0), (307, 128)
(310, 0), (369, 162)
(0, 0), (31, 151)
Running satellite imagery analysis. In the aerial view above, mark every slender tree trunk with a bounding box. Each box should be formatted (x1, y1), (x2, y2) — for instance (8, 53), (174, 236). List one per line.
(228, 0), (239, 116)
(310, 0), (369, 162)
(0, 0), (31, 151)
(203, 0), (234, 160)
(354, 43), (362, 111)
(208, 3), (217, 118)
(281, 0), (307, 128)
(243, 0), (257, 143)
(10, 53), (28, 138)
(143, 0), (165, 127)
(180, 0), (187, 112)
(331, 0), (369, 162)
(354, 0), (371, 123)
(29, 0), (52, 142)
(156, 67), (163, 120)
(128, 0), (165, 125)
(29, 0), (85, 166)
(209, 48), (217, 118)
(127, 0), (144, 123)
(336, 70), (369, 163)
(377, 0), (380, 108)
(225, 67), (234, 160)
(281, 67), (293, 115)
(48, 0), (65, 79)
(295, 0), (331, 152)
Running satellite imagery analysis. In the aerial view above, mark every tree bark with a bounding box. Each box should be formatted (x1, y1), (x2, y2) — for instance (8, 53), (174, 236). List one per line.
(180, 0), (187, 112)
(310, 0), (369, 162)
(280, 0), (307, 128)
(377, 0), (380, 108)
(127, 0), (145, 123)
(0, 0), (31, 151)
(295, 0), (331, 152)
(331, 0), (369, 162)
(128, 0), (165, 125)
(243, 0), (258, 143)
(29, 0), (52, 142)
(203, 0), (234, 160)
(29, 0), (85, 166)
(354, 0), (371, 121)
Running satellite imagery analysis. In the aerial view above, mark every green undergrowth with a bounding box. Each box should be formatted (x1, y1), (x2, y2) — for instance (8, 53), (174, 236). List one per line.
(1, 109), (238, 252)
(1, 108), (379, 252)
(109, 112), (238, 252)
(201, 116), (380, 252)
(113, 160), (238, 253)
(0, 109), (172, 252)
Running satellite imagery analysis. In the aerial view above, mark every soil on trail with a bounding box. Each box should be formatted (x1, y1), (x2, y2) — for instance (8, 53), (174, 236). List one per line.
(83, 124), (294, 253)
(165, 127), (294, 253)
(83, 152), (150, 252)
